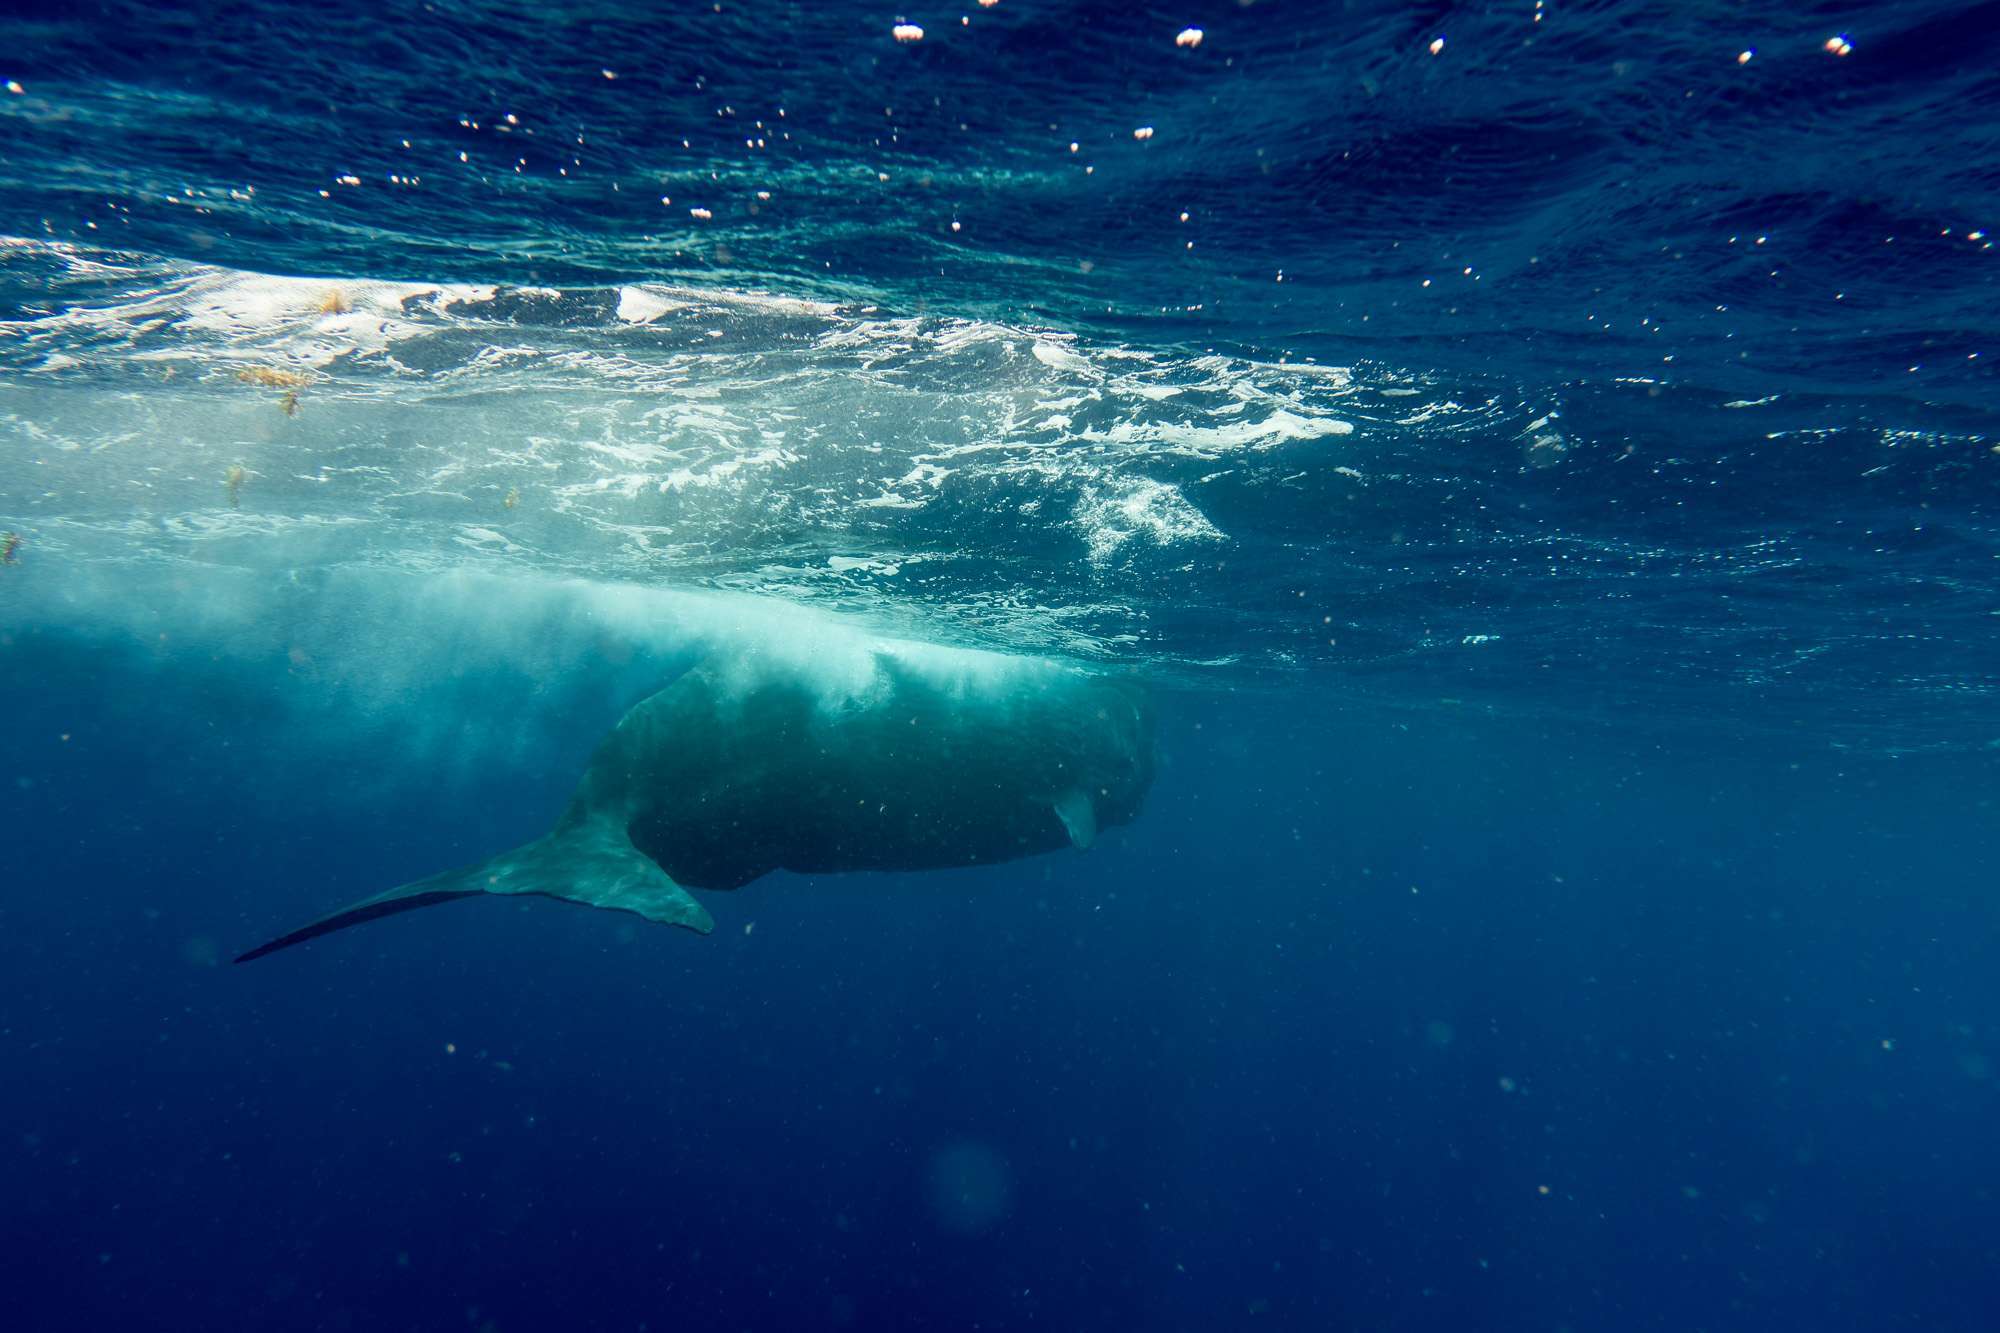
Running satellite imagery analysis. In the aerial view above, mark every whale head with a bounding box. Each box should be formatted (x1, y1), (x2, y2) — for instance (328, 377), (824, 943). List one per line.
(1064, 673), (1156, 834)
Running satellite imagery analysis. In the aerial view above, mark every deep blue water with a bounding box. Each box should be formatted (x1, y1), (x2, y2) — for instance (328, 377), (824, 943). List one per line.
(3, 3), (2000, 1330)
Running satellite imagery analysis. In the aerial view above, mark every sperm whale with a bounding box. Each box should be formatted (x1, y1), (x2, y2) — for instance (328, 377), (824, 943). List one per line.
(237, 647), (1154, 961)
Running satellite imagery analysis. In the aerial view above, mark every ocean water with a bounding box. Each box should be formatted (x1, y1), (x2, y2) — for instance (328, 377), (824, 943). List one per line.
(2, 2), (1998, 1329)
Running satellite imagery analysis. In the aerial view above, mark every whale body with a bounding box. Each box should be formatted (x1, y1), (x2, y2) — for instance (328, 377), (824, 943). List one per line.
(238, 647), (1154, 961)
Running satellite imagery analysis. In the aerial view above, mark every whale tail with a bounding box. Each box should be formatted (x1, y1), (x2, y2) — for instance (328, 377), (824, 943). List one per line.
(234, 817), (714, 963)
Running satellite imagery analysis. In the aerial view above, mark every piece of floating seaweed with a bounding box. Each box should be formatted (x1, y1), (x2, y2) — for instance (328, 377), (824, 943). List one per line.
(223, 465), (246, 508)
(234, 364), (314, 416)
(235, 366), (313, 389)
(1, 531), (21, 565)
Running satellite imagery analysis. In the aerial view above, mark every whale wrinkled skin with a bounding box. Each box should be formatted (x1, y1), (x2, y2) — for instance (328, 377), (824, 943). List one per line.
(238, 651), (1155, 962)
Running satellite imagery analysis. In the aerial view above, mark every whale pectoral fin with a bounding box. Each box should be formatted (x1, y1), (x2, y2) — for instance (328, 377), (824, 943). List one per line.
(1052, 787), (1098, 850)
(236, 821), (711, 963)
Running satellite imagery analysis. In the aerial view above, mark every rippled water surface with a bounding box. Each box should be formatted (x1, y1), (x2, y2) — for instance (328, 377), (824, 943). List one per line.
(7, 2), (2000, 747)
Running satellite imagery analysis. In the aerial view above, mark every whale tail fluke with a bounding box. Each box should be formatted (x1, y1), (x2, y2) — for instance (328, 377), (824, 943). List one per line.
(234, 818), (713, 963)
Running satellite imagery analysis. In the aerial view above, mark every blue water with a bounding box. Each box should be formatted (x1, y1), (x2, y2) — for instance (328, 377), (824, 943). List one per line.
(3, 2), (1998, 1329)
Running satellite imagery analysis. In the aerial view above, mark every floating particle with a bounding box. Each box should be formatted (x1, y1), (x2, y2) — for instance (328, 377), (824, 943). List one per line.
(980, 0), (999, 6)
(1175, 27), (1203, 48)
(601, 68), (618, 79)
(1133, 126), (1154, 140)
(1429, 36), (1445, 55)
(756, 190), (771, 200)
(1824, 34), (1852, 56)
(660, 195), (671, 205)
(5, 80), (22, 95)
(1738, 49), (1754, 64)
(1525, 426), (1567, 468)
(1178, 210), (1189, 222)
(950, 219), (962, 232)
(893, 23), (924, 42)
(1537, 1184), (1551, 1196)
(689, 206), (712, 219)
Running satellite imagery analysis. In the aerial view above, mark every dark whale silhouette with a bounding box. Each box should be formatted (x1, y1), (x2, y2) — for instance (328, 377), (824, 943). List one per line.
(238, 648), (1154, 962)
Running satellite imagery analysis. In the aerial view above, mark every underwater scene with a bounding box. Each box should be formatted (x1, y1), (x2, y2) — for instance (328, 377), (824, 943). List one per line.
(2, 2), (1997, 1329)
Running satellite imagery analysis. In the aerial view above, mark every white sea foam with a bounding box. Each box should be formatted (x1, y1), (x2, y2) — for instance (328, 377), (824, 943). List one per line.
(1075, 478), (1226, 565)
(0, 238), (1427, 674)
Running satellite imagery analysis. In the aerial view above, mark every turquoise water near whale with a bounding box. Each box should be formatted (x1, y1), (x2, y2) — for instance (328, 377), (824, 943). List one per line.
(3, 3), (1999, 1329)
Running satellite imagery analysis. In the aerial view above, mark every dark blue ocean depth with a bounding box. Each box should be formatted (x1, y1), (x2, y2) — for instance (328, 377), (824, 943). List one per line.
(5, 634), (1998, 1332)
